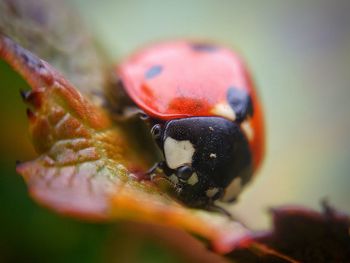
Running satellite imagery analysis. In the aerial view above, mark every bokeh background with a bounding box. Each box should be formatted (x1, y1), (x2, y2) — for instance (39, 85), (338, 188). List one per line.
(1, 0), (349, 262)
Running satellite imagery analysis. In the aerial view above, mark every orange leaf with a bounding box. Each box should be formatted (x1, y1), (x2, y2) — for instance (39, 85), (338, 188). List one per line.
(1, 34), (252, 253)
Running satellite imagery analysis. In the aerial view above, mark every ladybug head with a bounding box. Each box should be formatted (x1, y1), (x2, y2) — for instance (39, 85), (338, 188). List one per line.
(150, 116), (253, 208)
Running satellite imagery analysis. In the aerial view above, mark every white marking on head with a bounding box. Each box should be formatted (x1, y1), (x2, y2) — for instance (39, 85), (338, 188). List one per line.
(206, 187), (219, 198)
(241, 120), (254, 141)
(209, 153), (217, 159)
(209, 126), (214, 131)
(211, 103), (236, 121)
(163, 137), (195, 169)
(221, 177), (242, 202)
(169, 174), (179, 184)
(187, 172), (199, 185)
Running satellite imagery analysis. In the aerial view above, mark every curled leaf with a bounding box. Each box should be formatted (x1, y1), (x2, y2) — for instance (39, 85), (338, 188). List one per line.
(1, 34), (252, 253)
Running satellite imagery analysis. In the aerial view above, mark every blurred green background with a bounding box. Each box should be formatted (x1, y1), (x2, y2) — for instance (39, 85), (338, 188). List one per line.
(1, 0), (350, 262)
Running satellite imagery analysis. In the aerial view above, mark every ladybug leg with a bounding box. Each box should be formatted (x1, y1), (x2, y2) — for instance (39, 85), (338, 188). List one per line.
(107, 75), (144, 120)
(227, 87), (253, 122)
(205, 188), (234, 219)
(207, 203), (233, 219)
(146, 162), (162, 175)
(140, 161), (166, 180)
(131, 162), (161, 181)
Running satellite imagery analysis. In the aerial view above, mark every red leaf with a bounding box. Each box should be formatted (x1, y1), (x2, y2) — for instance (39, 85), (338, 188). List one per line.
(1, 35), (252, 253)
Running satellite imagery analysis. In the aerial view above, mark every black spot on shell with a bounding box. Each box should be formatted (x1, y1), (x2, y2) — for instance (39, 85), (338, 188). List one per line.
(190, 43), (218, 52)
(145, 65), (163, 79)
(227, 87), (253, 122)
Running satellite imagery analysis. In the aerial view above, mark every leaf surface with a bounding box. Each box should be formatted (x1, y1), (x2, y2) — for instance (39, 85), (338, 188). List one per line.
(0, 34), (251, 253)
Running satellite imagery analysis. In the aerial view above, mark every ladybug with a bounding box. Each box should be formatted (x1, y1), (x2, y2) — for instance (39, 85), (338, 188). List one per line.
(117, 41), (264, 211)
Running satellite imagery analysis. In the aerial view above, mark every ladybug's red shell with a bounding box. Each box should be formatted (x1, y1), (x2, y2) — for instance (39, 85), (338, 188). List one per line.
(117, 41), (264, 170)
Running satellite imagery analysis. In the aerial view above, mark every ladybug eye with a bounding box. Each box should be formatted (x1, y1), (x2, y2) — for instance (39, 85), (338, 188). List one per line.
(151, 124), (162, 139)
(177, 166), (193, 180)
